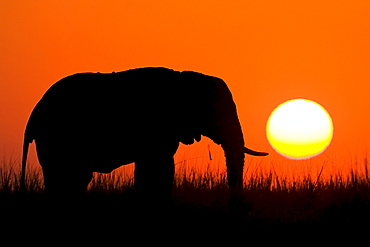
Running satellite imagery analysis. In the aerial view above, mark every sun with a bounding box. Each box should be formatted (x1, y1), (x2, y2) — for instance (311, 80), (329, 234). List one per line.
(266, 99), (333, 160)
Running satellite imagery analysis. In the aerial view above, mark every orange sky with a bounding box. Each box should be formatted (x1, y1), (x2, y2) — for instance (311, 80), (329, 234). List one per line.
(1, 1), (370, 170)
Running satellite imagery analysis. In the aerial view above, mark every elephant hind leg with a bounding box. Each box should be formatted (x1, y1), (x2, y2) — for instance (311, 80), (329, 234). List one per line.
(42, 165), (93, 196)
(35, 139), (93, 196)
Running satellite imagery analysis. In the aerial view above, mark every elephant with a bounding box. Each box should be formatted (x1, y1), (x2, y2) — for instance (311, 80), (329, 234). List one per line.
(21, 67), (267, 199)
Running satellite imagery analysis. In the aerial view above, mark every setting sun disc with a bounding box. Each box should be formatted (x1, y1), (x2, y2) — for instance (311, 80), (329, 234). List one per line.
(266, 99), (333, 160)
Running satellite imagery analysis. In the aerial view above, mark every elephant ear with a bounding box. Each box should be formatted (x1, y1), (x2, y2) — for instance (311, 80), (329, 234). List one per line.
(176, 71), (205, 145)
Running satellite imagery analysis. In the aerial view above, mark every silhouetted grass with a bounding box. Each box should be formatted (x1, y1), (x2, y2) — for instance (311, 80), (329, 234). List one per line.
(1, 155), (370, 239)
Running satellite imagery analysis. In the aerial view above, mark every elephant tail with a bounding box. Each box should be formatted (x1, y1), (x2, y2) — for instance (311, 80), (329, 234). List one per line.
(21, 121), (34, 192)
(20, 135), (30, 192)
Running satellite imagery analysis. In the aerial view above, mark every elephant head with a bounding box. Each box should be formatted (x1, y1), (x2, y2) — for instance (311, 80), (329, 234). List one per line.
(178, 71), (268, 190)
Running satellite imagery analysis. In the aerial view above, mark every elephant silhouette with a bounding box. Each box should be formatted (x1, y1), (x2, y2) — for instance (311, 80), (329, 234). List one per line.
(21, 67), (267, 199)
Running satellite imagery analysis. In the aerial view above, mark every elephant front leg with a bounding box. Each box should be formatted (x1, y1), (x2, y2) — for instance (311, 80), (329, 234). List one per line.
(134, 156), (175, 206)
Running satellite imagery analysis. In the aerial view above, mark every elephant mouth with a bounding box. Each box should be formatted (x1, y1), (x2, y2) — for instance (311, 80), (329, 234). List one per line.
(244, 147), (268, 156)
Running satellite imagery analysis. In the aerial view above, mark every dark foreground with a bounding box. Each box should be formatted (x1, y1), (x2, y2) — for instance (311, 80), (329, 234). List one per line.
(1, 187), (370, 244)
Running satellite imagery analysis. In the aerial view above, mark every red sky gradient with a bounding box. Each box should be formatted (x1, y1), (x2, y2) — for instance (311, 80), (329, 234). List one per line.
(1, 1), (370, 173)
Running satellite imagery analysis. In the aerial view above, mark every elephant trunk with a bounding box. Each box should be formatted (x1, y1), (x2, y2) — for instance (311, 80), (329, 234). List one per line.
(207, 80), (268, 190)
(220, 117), (246, 191)
(221, 119), (268, 190)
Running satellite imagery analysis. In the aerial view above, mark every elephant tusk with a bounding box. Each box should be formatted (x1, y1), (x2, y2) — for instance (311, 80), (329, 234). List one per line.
(244, 147), (269, 156)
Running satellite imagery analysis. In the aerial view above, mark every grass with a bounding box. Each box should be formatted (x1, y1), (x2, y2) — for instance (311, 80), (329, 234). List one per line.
(1, 154), (370, 240)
